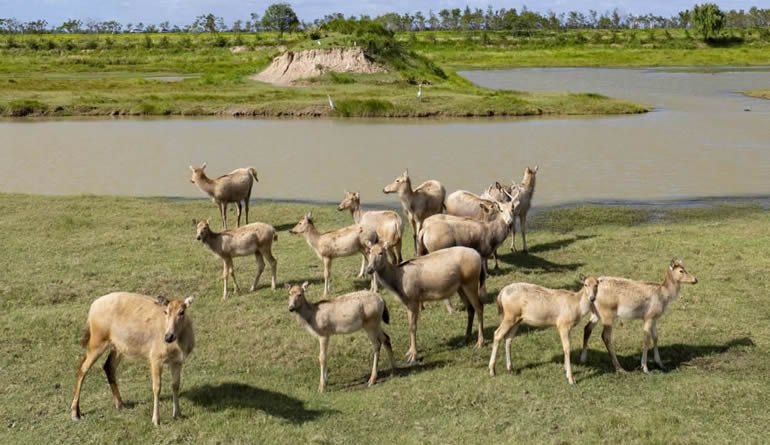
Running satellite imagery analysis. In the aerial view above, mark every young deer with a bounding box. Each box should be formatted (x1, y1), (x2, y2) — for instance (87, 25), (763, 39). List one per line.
(189, 163), (259, 229)
(287, 282), (396, 392)
(289, 212), (378, 297)
(337, 191), (404, 264)
(509, 166), (538, 254)
(580, 259), (698, 373)
(383, 170), (445, 252)
(489, 275), (599, 384)
(71, 293), (195, 426)
(194, 218), (277, 300)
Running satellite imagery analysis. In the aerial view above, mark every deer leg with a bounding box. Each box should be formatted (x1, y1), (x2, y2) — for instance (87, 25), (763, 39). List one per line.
(405, 305), (420, 364)
(505, 323), (520, 373)
(520, 213), (529, 254)
(151, 360), (162, 426)
(394, 238), (403, 264)
(70, 340), (109, 421)
(227, 258), (239, 294)
(651, 321), (665, 370)
(489, 317), (516, 376)
(103, 350), (124, 409)
(467, 287), (485, 348)
(580, 313), (599, 363)
(323, 257), (332, 297)
(558, 324), (575, 384)
(510, 217), (517, 252)
(444, 298), (455, 314)
(408, 215), (418, 253)
(236, 202), (243, 227)
(366, 328), (381, 387)
(170, 363), (182, 419)
(493, 251), (500, 271)
(251, 253), (265, 292)
(222, 260), (229, 300)
(641, 318), (654, 374)
(221, 202), (228, 230)
(381, 331), (396, 376)
(263, 247), (277, 290)
(318, 336), (329, 392)
(601, 324), (626, 374)
(358, 253), (366, 278)
(244, 198), (250, 225)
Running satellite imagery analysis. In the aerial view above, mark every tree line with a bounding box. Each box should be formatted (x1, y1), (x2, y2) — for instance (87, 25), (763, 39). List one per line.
(1, 3), (769, 35)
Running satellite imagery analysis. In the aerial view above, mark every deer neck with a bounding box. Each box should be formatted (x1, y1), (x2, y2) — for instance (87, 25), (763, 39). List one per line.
(661, 271), (681, 302)
(294, 299), (320, 332)
(194, 174), (216, 196)
(349, 203), (363, 224)
(201, 230), (224, 254)
(302, 224), (322, 253)
(375, 262), (407, 304)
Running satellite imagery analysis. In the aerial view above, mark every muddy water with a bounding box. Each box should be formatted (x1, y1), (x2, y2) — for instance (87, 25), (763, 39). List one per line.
(1, 67), (769, 206)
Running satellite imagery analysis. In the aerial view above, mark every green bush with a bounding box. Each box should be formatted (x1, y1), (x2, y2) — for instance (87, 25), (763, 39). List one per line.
(334, 98), (394, 117)
(213, 35), (229, 47)
(143, 35), (153, 49)
(103, 37), (114, 48)
(6, 99), (48, 117)
(179, 36), (193, 48)
(159, 36), (170, 48)
(5, 36), (19, 49)
(328, 72), (355, 84)
(83, 39), (99, 50)
(25, 39), (41, 50)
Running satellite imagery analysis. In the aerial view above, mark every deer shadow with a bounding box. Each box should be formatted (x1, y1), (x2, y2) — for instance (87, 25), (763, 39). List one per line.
(499, 251), (583, 272)
(184, 382), (333, 424)
(526, 234), (598, 255)
(336, 360), (449, 391)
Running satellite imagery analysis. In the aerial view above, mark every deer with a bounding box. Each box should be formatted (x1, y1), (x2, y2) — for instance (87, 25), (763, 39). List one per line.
(443, 190), (521, 270)
(189, 163), (259, 229)
(194, 218), (277, 300)
(287, 282), (396, 392)
(489, 275), (599, 384)
(337, 190), (404, 264)
(480, 181), (516, 204)
(70, 293), (195, 426)
(289, 212), (378, 297)
(580, 259), (698, 374)
(365, 241), (486, 364)
(382, 170), (445, 252)
(509, 166), (538, 254)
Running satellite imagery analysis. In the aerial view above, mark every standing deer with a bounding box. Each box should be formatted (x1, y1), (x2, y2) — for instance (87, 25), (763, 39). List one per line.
(365, 242), (486, 364)
(489, 275), (599, 384)
(194, 218), (277, 300)
(287, 282), (396, 392)
(189, 163), (259, 229)
(480, 181), (516, 204)
(509, 166), (538, 254)
(70, 293), (195, 426)
(289, 212), (378, 297)
(337, 191), (404, 264)
(383, 170), (445, 252)
(580, 259), (698, 374)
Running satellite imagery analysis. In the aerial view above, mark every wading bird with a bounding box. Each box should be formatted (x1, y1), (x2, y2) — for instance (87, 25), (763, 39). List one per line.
(327, 95), (335, 110)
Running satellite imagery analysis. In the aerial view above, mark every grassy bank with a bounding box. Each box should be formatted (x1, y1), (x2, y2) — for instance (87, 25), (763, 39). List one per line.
(0, 30), (661, 117)
(1, 194), (768, 444)
(403, 28), (770, 70)
(745, 89), (770, 99)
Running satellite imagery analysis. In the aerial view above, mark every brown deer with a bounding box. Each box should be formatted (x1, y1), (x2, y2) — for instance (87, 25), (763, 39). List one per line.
(489, 275), (599, 384)
(287, 282), (396, 391)
(189, 163), (259, 229)
(289, 212), (378, 297)
(509, 166), (538, 254)
(70, 293), (195, 426)
(383, 170), (445, 252)
(365, 242), (486, 364)
(580, 259), (698, 374)
(194, 218), (278, 300)
(337, 190), (404, 263)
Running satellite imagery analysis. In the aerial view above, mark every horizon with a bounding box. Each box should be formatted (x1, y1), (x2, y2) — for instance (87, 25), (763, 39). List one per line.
(2, 1), (764, 28)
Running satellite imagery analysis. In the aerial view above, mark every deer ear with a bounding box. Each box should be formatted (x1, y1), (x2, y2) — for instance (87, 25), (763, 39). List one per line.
(285, 283), (292, 290)
(184, 296), (194, 306)
(354, 192), (360, 199)
(578, 273), (586, 282)
(192, 218), (197, 225)
(206, 218), (211, 225)
(302, 281), (310, 290)
(189, 165), (195, 172)
(156, 296), (169, 306)
(404, 168), (409, 176)
(495, 181), (502, 189)
(533, 165), (539, 173)
(201, 162), (207, 169)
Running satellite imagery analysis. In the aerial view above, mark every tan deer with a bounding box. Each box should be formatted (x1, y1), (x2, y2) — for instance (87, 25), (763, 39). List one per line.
(287, 282), (396, 392)
(189, 163), (259, 229)
(580, 259), (698, 374)
(383, 170), (445, 252)
(194, 218), (277, 300)
(489, 275), (599, 384)
(70, 293), (195, 426)
(365, 242), (486, 364)
(289, 212), (378, 297)
(509, 166), (538, 254)
(337, 190), (404, 263)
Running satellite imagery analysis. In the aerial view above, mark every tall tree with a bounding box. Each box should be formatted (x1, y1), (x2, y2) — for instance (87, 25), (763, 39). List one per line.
(692, 3), (725, 40)
(261, 3), (299, 38)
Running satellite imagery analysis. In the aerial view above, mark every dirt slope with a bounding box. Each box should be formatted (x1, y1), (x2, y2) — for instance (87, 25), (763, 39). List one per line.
(251, 47), (385, 85)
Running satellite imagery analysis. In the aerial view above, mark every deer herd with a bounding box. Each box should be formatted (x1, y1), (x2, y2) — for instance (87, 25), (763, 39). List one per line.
(70, 162), (698, 426)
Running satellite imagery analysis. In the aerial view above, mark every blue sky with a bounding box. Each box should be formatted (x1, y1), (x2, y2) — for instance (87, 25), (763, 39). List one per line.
(3, 1), (762, 26)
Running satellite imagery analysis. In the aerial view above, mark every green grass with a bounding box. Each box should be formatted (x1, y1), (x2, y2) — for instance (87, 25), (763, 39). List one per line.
(0, 31), (652, 118)
(745, 89), (770, 99)
(1, 194), (769, 443)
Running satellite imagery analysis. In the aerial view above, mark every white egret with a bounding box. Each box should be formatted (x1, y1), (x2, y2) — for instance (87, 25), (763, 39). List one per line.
(417, 84), (422, 102)
(327, 95), (335, 110)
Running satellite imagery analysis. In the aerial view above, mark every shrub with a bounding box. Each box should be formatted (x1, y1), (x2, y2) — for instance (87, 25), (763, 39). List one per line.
(179, 36), (193, 48)
(25, 39), (41, 50)
(213, 35), (229, 47)
(233, 34), (245, 46)
(328, 72), (354, 84)
(5, 36), (19, 49)
(334, 98), (393, 117)
(159, 36), (170, 48)
(309, 30), (321, 40)
(103, 37), (114, 48)
(62, 39), (76, 50)
(42, 39), (57, 50)
(83, 39), (99, 50)
(7, 99), (48, 117)
(143, 35), (153, 49)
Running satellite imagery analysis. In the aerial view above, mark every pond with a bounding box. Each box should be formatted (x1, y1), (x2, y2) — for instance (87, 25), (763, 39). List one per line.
(1, 67), (768, 206)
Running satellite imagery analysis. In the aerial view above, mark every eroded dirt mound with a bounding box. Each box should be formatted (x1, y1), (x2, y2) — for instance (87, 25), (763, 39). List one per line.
(251, 47), (385, 85)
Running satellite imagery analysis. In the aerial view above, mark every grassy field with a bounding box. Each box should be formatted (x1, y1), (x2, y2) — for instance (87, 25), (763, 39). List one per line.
(404, 28), (770, 70)
(746, 89), (770, 99)
(0, 31), (650, 118)
(1, 194), (768, 444)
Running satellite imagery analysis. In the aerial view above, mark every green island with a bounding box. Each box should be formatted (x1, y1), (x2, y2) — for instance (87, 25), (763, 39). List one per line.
(1, 194), (767, 443)
(745, 89), (770, 99)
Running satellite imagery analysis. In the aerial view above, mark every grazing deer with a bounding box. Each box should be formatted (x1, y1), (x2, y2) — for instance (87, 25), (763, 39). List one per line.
(287, 282), (396, 392)
(194, 218), (277, 300)
(189, 163), (259, 229)
(489, 275), (599, 384)
(366, 241), (486, 364)
(289, 212), (378, 297)
(580, 259), (698, 374)
(383, 170), (445, 252)
(337, 190), (404, 263)
(70, 293), (195, 426)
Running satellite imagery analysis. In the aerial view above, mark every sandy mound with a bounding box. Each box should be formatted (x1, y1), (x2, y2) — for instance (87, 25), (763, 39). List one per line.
(251, 47), (385, 85)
